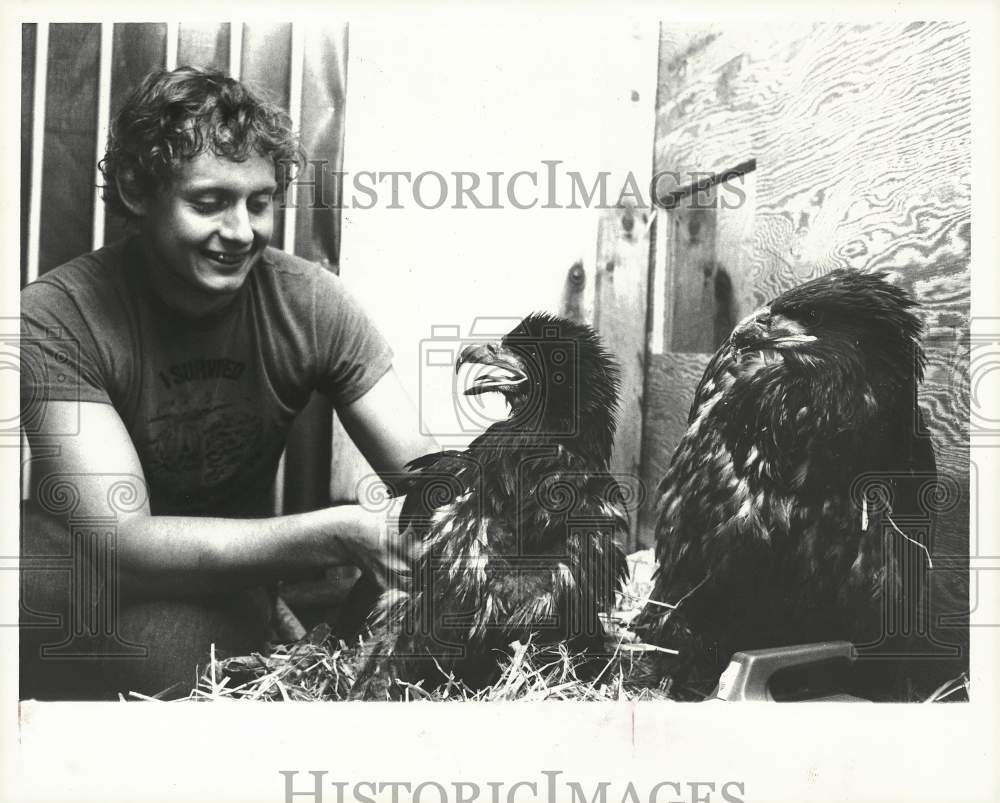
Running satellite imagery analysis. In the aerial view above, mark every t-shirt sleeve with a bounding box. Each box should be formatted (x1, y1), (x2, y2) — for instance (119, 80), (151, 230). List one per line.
(20, 280), (113, 427)
(311, 270), (394, 408)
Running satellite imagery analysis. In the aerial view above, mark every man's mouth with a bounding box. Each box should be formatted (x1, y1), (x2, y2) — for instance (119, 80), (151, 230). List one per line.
(201, 249), (252, 268)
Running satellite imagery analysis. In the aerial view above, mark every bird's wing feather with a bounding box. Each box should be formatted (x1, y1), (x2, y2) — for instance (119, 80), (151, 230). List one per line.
(397, 450), (483, 534)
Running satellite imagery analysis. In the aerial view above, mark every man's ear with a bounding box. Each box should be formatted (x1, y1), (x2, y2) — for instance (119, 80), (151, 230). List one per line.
(115, 170), (149, 217)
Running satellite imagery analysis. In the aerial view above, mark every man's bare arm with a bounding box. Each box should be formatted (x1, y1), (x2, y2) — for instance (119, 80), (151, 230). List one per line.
(25, 366), (437, 600)
(337, 367), (439, 481)
(24, 401), (384, 598)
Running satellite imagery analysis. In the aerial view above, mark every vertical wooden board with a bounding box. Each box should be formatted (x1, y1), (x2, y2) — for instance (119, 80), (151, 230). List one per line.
(637, 352), (712, 544)
(241, 23), (293, 250)
(241, 24), (292, 105)
(103, 23), (168, 247)
(298, 24), (360, 511)
(275, 22), (353, 513)
(560, 261), (587, 324)
(586, 22), (659, 549)
(653, 172), (756, 356)
(666, 190), (719, 352)
(109, 23), (167, 117)
(38, 23), (100, 274)
(21, 23), (36, 285)
(176, 23), (229, 71)
(594, 206), (651, 550)
(713, 170), (758, 326)
(295, 23), (348, 270)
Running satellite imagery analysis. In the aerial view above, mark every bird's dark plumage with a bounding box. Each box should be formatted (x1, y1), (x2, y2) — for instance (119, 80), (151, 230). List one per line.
(352, 313), (630, 698)
(633, 269), (938, 699)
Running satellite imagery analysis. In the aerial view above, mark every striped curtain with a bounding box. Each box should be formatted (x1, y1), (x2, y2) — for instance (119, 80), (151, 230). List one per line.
(21, 21), (350, 515)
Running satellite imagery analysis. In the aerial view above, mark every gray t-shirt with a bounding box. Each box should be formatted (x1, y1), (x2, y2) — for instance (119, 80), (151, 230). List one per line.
(21, 236), (393, 516)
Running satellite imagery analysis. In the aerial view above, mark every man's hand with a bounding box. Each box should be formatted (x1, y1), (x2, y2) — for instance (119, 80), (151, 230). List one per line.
(339, 497), (423, 591)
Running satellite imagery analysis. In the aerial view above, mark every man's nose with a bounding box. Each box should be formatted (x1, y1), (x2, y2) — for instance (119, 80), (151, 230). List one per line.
(220, 204), (254, 244)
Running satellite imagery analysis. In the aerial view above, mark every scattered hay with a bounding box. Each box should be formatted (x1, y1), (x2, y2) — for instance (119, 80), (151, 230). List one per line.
(189, 627), (360, 702)
(172, 548), (965, 703)
(186, 624), (671, 703)
(185, 549), (668, 703)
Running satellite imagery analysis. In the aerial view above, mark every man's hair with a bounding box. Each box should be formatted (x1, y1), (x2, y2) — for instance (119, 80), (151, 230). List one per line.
(99, 65), (304, 219)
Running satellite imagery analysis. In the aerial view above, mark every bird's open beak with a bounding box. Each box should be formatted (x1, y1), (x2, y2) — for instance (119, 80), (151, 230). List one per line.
(455, 342), (529, 396)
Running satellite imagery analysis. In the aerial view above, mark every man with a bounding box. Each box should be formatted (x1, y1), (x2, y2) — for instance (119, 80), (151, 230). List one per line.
(20, 66), (434, 699)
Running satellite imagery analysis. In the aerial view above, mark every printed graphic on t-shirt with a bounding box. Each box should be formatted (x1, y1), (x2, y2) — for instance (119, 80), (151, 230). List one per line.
(139, 392), (264, 504)
(156, 357), (247, 389)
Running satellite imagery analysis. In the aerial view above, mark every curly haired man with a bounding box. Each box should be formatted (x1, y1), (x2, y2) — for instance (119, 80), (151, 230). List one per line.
(20, 66), (433, 699)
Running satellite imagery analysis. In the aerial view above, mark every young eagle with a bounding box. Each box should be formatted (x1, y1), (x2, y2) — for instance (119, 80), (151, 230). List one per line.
(633, 269), (937, 699)
(352, 313), (629, 698)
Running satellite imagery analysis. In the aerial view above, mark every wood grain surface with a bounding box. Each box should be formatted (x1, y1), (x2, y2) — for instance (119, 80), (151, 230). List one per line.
(642, 22), (970, 647)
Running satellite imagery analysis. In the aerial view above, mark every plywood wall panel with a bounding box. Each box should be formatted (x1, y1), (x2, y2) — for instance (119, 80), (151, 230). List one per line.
(644, 21), (970, 652)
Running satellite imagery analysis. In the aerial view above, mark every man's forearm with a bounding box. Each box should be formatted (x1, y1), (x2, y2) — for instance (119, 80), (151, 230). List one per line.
(24, 503), (378, 599)
(118, 505), (377, 597)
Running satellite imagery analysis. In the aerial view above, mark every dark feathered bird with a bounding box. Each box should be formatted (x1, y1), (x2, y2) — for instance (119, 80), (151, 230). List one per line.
(633, 269), (937, 699)
(352, 313), (629, 698)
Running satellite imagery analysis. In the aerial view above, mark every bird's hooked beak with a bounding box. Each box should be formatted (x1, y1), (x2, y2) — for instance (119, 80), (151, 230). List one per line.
(731, 307), (773, 350)
(731, 306), (817, 352)
(455, 341), (529, 396)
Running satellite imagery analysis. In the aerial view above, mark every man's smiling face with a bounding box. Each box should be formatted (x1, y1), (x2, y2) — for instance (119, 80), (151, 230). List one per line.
(134, 150), (277, 316)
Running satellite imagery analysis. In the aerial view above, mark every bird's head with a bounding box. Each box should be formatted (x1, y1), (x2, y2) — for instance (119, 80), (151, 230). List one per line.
(455, 312), (621, 461)
(729, 269), (926, 382)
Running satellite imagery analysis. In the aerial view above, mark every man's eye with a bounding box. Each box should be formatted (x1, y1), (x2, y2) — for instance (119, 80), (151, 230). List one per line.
(191, 199), (223, 214)
(249, 197), (274, 215)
